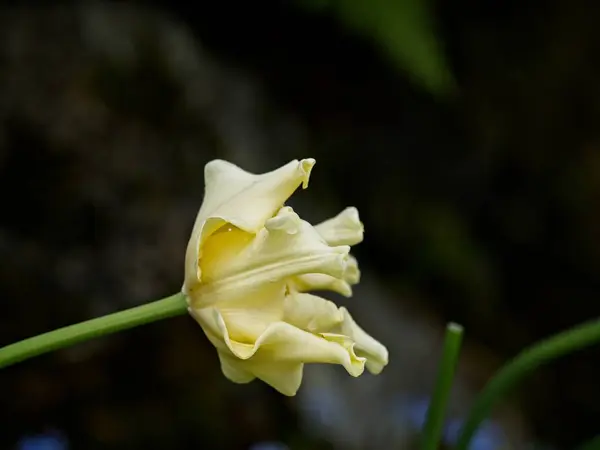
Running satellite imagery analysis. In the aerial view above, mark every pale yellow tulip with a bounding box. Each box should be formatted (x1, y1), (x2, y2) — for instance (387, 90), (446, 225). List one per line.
(183, 158), (388, 396)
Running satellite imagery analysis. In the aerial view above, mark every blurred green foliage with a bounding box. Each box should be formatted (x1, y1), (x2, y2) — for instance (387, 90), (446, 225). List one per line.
(297, 0), (454, 95)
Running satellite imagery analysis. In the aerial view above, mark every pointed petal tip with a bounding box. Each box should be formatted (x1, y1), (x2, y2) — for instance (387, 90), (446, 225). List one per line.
(203, 159), (233, 178)
(329, 249), (352, 279)
(343, 255), (361, 286)
(314, 207), (364, 247)
(299, 158), (316, 188)
(344, 206), (361, 223)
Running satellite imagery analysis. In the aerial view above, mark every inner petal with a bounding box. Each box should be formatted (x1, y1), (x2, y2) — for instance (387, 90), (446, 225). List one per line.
(200, 207), (350, 297)
(200, 224), (255, 283)
(288, 273), (353, 297)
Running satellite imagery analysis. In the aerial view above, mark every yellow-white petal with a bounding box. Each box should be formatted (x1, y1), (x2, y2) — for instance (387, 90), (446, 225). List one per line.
(214, 322), (306, 396)
(218, 352), (255, 384)
(184, 158), (315, 289)
(283, 291), (343, 333)
(188, 307), (231, 353)
(288, 273), (353, 297)
(248, 323), (365, 377)
(343, 255), (361, 285)
(214, 282), (286, 342)
(192, 307), (365, 389)
(219, 351), (305, 397)
(339, 307), (389, 374)
(235, 359), (304, 396)
(192, 207), (350, 307)
(288, 254), (359, 297)
(315, 207), (364, 247)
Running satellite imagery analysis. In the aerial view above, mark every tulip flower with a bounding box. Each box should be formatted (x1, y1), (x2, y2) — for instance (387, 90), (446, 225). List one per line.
(183, 158), (388, 395)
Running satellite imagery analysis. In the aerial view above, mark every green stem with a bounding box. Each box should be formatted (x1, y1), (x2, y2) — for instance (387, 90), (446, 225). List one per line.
(455, 317), (600, 450)
(0, 292), (187, 369)
(421, 322), (464, 450)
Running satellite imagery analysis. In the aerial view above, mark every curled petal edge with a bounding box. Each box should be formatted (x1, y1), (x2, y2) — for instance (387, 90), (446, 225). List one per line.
(192, 307), (366, 378)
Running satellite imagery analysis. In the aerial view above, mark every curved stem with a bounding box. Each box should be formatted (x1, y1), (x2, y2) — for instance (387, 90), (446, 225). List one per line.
(0, 292), (187, 369)
(455, 317), (600, 450)
(421, 322), (464, 450)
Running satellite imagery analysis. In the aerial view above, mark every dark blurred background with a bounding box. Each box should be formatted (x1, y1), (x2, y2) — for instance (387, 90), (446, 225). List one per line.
(1, 1), (599, 449)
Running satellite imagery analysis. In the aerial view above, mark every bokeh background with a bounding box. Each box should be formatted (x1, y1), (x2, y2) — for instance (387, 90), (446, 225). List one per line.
(1, 1), (600, 449)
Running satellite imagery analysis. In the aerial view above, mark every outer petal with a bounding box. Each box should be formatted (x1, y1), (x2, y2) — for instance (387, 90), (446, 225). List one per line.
(213, 282), (286, 343)
(218, 352), (255, 384)
(219, 339), (303, 396)
(192, 207), (350, 307)
(339, 307), (389, 374)
(228, 358), (304, 396)
(198, 306), (303, 395)
(184, 158), (315, 289)
(249, 323), (365, 378)
(192, 307), (365, 386)
(315, 207), (364, 247)
(188, 307), (231, 354)
(283, 291), (343, 333)
(219, 352), (305, 397)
